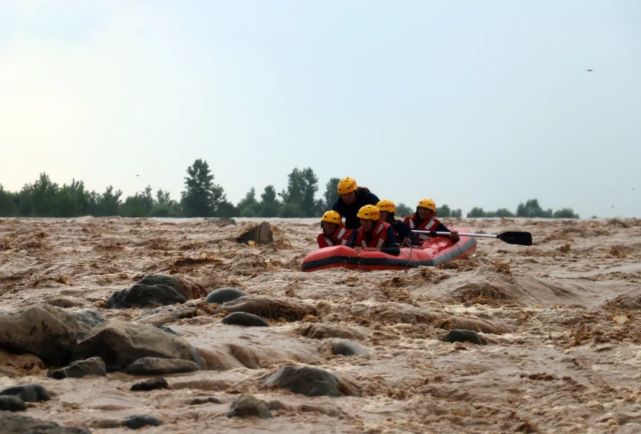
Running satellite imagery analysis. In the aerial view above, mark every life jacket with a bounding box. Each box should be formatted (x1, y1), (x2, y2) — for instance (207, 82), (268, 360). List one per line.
(404, 216), (441, 241)
(317, 227), (351, 248)
(354, 221), (390, 249)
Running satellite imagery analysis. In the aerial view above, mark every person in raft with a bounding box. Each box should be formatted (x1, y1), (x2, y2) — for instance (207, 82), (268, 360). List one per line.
(332, 176), (379, 230)
(404, 198), (459, 245)
(346, 205), (400, 255)
(376, 199), (412, 245)
(317, 210), (352, 248)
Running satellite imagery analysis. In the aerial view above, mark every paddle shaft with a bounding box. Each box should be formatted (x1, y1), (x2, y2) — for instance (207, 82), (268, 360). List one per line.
(412, 230), (496, 238)
(411, 229), (532, 245)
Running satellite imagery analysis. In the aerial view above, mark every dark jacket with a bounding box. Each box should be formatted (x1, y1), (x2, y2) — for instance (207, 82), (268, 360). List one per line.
(391, 219), (412, 244)
(332, 187), (380, 229)
(346, 224), (400, 256)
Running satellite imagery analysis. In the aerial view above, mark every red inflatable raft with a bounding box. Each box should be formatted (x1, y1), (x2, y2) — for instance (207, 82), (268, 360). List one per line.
(301, 227), (477, 272)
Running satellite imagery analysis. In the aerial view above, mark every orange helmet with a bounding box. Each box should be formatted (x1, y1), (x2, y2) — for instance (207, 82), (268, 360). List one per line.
(376, 199), (396, 213)
(337, 177), (358, 195)
(357, 204), (380, 221)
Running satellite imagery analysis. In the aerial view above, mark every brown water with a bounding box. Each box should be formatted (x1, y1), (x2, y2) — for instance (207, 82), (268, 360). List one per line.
(1, 217), (641, 433)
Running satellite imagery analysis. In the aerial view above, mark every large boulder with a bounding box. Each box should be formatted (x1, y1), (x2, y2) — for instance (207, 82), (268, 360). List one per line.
(236, 222), (273, 244)
(264, 365), (359, 397)
(48, 357), (107, 379)
(206, 288), (247, 305)
(223, 296), (316, 321)
(0, 384), (50, 402)
(226, 394), (272, 419)
(105, 275), (207, 309)
(0, 305), (94, 365)
(73, 321), (203, 371)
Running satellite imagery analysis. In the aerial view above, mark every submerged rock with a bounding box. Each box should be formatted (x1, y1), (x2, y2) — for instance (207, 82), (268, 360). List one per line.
(73, 320), (203, 371)
(264, 365), (358, 397)
(224, 296), (316, 321)
(125, 357), (200, 375)
(222, 312), (269, 327)
(48, 357), (106, 379)
(206, 287), (247, 305)
(105, 283), (186, 309)
(123, 415), (162, 429)
(226, 394), (272, 419)
(442, 329), (487, 345)
(0, 396), (26, 412)
(236, 222), (273, 244)
(0, 384), (50, 402)
(330, 340), (367, 356)
(130, 378), (169, 392)
(299, 323), (365, 340)
(0, 414), (90, 434)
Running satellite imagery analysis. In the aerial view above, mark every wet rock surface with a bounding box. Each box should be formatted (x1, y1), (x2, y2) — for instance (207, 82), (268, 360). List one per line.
(223, 296), (316, 321)
(123, 414), (162, 429)
(0, 414), (90, 434)
(0, 395), (26, 411)
(264, 365), (357, 397)
(226, 394), (273, 419)
(442, 329), (487, 345)
(48, 357), (106, 379)
(125, 357), (200, 375)
(206, 287), (247, 305)
(130, 378), (169, 392)
(0, 384), (50, 402)
(221, 312), (269, 327)
(330, 340), (367, 356)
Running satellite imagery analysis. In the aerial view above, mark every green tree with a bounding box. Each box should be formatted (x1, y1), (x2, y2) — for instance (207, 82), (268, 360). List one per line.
(436, 204), (451, 217)
(258, 185), (281, 217)
(516, 199), (552, 218)
(553, 208), (579, 219)
(0, 185), (17, 216)
(181, 159), (226, 217)
(396, 203), (412, 217)
(151, 189), (179, 217)
(467, 207), (486, 218)
(279, 167), (321, 217)
(55, 179), (91, 217)
(237, 188), (260, 217)
(496, 208), (515, 218)
(121, 186), (154, 217)
(323, 178), (340, 210)
(95, 186), (122, 216)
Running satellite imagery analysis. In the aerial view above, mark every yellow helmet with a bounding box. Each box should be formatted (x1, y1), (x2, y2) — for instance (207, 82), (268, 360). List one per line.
(320, 210), (342, 225)
(417, 198), (436, 212)
(356, 204), (380, 221)
(376, 199), (396, 213)
(337, 177), (358, 195)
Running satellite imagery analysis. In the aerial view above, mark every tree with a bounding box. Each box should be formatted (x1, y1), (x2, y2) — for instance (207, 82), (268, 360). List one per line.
(516, 199), (552, 218)
(437, 204), (451, 217)
(95, 186), (122, 216)
(0, 185), (17, 216)
(322, 178), (340, 210)
(151, 189), (180, 217)
(553, 208), (579, 219)
(495, 208), (514, 218)
(237, 188), (260, 217)
(258, 185), (281, 217)
(181, 159), (226, 217)
(467, 207), (486, 218)
(396, 203), (412, 217)
(279, 167), (322, 217)
(121, 186), (154, 217)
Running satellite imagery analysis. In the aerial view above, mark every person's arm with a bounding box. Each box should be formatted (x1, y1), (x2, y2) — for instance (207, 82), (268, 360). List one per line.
(317, 234), (329, 248)
(435, 222), (459, 241)
(381, 227), (400, 256)
(345, 230), (357, 248)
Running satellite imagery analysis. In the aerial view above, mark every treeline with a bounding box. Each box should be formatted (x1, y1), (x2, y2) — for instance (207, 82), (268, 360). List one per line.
(466, 199), (579, 219)
(0, 159), (578, 219)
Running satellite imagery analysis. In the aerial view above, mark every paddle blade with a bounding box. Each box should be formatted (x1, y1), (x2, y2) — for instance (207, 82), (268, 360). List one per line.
(497, 231), (532, 246)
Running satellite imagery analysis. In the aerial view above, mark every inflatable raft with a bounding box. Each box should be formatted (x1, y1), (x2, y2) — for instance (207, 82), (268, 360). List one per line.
(301, 227), (477, 272)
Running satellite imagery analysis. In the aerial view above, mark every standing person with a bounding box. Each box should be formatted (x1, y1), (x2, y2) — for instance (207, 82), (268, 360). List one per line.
(404, 198), (459, 245)
(376, 199), (411, 245)
(317, 210), (352, 248)
(346, 205), (400, 255)
(332, 177), (379, 229)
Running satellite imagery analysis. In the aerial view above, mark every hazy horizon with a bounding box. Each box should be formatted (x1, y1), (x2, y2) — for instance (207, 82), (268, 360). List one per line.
(1, 1), (640, 217)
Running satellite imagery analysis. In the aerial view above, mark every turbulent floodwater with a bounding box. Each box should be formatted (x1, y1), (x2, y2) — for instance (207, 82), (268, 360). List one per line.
(1, 217), (641, 433)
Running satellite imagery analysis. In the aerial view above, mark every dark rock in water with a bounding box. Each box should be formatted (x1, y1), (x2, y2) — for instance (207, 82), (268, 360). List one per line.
(299, 323), (365, 340)
(226, 394), (272, 419)
(73, 320), (203, 371)
(123, 415), (162, 429)
(189, 396), (222, 405)
(222, 312), (269, 327)
(137, 274), (207, 299)
(0, 396), (26, 412)
(131, 378), (169, 392)
(224, 296), (316, 321)
(48, 357), (106, 379)
(264, 365), (358, 397)
(0, 414), (90, 434)
(0, 384), (50, 402)
(125, 357), (200, 375)
(206, 287), (247, 305)
(442, 329), (487, 345)
(105, 283), (186, 309)
(331, 340), (367, 356)
(236, 221), (273, 244)
(0, 305), (94, 365)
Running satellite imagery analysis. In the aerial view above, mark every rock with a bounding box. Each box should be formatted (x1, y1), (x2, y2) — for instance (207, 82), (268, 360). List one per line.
(222, 312), (269, 327)
(105, 283), (186, 309)
(123, 415), (162, 429)
(189, 396), (222, 405)
(0, 305), (94, 365)
(206, 287), (247, 305)
(236, 221), (273, 244)
(0, 396), (26, 412)
(196, 347), (244, 371)
(224, 296), (316, 321)
(226, 394), (272, 419)
(264, 365), (358, 397)
(227, 344), (261, 369)
(438, 316), (507, 334)
(0, 384), (50, 402)
(330, 340), (367, 356)
(69, 309), (106, 330)
(73, 320), (203, 371)
(125, 357), (200, 375)
(48, 357), (106, 379)
(130, 378), (169, 392)
(299, 323), (365, 340)
(0, 414), (90, 434)
(606, 289), (641, 310)
(442, 329), (487, 345)
(0, 348), (45, 377)
(136, 274), (207, 300)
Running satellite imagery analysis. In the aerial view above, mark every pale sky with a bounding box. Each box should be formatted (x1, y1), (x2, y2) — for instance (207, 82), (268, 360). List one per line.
(1, 0), (640, 217)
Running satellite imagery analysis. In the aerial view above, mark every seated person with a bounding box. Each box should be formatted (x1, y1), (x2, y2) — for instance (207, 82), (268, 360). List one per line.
(346, 205), (400, 256)
(317, 210), (351, 248)
(404, 198), (459, 244)
(376, 199), (411, 245)
(332, 176), (380, 229)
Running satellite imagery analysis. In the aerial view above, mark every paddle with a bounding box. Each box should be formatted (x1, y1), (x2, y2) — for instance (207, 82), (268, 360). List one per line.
(411, 230), (533, 246)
